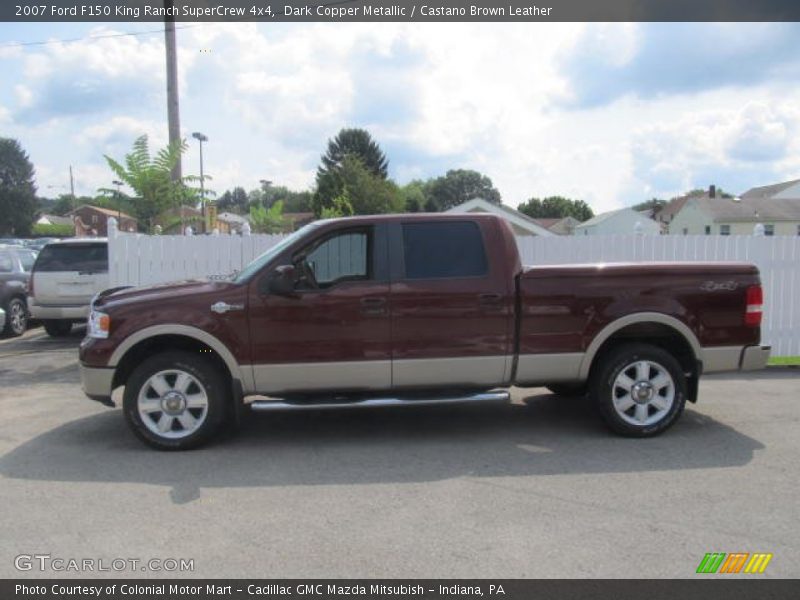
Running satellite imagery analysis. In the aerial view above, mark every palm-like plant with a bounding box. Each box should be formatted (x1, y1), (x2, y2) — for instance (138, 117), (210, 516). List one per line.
(102, 135), (205, 231)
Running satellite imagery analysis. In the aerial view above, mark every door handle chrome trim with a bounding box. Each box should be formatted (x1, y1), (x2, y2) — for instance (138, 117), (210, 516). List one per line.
(211, 301), (244, 314)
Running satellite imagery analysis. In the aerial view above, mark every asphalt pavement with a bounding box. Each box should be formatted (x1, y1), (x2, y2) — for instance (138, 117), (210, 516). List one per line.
(1, 328), (798, 578)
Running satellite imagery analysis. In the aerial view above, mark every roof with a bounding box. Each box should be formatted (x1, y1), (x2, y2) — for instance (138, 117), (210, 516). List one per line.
(69, 204), (136, 221)
(655, 195), (692, 222)
(575, 207), (660, 229)
(692, 196), (800, 222)
(740, 178), (800, 200)
(38, 214), (74, 226)
(531, 218), (561, 229)
(445, 198), (555, 236)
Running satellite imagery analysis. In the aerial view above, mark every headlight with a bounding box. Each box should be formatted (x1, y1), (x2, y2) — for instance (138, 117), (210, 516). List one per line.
(88, 310), (111, 339)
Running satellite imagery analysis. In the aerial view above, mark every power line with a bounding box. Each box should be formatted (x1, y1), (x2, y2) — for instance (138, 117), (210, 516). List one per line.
(0, 24), (201, 49)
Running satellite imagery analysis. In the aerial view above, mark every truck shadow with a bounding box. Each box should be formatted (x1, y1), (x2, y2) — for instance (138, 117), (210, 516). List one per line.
(0, 390), (764, 504)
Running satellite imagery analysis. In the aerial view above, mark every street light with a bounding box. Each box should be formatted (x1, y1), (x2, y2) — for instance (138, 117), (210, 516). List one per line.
(259, 179), (272, 207)
(192, 131), (208, 230)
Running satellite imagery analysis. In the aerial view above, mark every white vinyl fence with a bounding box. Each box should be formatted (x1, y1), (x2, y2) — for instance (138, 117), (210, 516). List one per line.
(107, 222), (800, 357)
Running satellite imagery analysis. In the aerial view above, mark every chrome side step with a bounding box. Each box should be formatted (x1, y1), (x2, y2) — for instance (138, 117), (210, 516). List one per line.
(250, 390), (510, 412)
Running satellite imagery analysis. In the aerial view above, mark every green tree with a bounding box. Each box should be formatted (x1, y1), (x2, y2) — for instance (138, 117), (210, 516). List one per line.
(320, 190), (355, 219)
(217, 187), (249, 213)
(249, 200), (286, 233)
(632, 198), (667, 214)
(399, 180), (429, 213)
(517, 196), (594, 221)
(317, 128), (389, 181)
(102, 135), (201, 232)
(314, 155), (403, 216)
(426, 169), (502, 211)
(0, 138), (38, 235)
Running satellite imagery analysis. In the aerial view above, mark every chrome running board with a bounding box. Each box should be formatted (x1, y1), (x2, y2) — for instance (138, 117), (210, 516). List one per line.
(250, 390), (510, 412)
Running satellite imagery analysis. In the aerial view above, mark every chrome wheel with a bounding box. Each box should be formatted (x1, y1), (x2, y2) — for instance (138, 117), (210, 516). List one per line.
(7, 299), (26, 335)
(137, 369), (209, 439)
(611, 360), (675, 427)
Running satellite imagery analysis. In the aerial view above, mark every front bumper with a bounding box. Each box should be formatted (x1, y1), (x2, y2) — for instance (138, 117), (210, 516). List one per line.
(80, 363), (115, 406)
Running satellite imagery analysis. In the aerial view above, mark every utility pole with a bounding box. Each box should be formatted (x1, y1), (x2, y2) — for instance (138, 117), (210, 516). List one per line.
(164, 0), (182, 182)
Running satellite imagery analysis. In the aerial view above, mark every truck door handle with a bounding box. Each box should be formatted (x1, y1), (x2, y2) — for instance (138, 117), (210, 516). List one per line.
(360, 297), (387, 315)
(211, 301), (244, 314)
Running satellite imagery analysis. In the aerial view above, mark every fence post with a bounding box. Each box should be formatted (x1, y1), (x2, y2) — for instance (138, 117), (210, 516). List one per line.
(107, 216), (118, 239)
(242, 222), (251, 236)
(753, 223), (765, 236)
(185, 226), (193, 236)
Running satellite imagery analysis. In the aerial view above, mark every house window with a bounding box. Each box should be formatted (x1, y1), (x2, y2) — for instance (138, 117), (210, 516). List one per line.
(720, 225), (730, 236)
(704, 225), (711, 235)
(797, 224), (800, 236)
(764, 224), (774, 237)
(682, 228), (688, 235)
(92, 215), (98, 224)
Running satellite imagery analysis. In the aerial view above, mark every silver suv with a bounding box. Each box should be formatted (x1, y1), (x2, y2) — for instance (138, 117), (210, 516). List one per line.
(28, 239), (109, 337)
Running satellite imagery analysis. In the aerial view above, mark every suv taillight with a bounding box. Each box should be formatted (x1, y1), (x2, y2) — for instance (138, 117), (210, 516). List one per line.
(745, 285), (763, 327)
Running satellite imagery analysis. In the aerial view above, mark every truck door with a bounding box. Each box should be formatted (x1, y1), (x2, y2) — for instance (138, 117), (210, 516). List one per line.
(388, 219), (514, 389)
(248, 223), (392, 395)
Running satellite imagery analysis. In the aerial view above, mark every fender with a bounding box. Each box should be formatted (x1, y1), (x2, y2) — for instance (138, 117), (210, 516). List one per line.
(578, 312), (702, 380)
(108, 324), (253, 391)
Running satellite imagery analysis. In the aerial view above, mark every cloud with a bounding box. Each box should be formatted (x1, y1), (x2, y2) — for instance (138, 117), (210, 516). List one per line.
(11, 27), (184, 124)
(559, 23), (800, 108)
(628, 101), (800, 198)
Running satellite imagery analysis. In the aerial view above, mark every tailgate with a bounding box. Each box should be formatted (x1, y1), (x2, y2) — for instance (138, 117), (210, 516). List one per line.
(32, 242), (109, 305)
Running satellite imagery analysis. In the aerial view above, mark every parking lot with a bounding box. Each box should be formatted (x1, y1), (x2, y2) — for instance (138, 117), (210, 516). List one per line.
(1, 328), (798, 578)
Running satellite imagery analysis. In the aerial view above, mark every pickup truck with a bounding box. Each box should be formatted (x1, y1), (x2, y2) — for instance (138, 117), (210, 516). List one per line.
(79, 214), (770, 450)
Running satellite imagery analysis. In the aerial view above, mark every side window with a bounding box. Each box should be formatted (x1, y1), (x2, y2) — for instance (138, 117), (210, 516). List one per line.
(0, 253), (12, 273)
(402, 221), (488, 280)
(19, 251), (36, 272)
(764, 224), (775, 237)
(720, 225), (730, 236)
(301, 229), (370, 288)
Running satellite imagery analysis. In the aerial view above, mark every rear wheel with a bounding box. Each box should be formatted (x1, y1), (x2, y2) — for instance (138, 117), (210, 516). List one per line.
(43, 319), (72, 337)
(2, 297), (27, 337)
(123, 351), (229, 450)
(590, 343), (686, 437)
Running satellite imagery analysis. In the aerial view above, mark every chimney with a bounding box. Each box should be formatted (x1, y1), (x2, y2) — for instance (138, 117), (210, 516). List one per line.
(709, 185), (716, 198)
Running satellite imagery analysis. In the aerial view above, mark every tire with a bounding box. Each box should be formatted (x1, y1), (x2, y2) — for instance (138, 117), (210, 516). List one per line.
(2, 297), (28, 337)
(123, 351), (229, 450)
(590, 343), (687, 437)
(546, 383), (587, 397)
(43, 320), (72, 337)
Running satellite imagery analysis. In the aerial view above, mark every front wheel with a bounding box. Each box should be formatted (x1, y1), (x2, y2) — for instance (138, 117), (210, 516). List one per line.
(123, 351), (229, 450)
(590, 343), (687, 437)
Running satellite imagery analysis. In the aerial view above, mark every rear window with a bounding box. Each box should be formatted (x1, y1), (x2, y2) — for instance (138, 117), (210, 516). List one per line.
(34, 243), (108, 273)
(18, 250), (36, 272)
(402, 221), (488, 279)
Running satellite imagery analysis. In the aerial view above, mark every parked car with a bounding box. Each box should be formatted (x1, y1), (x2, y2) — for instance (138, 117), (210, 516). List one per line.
(24, 237), (61, 252)
(0, 245), (37, 336)
(79, 214), (770, 450)
(0, 238), (25, 247)
(28, 238), (109, 337)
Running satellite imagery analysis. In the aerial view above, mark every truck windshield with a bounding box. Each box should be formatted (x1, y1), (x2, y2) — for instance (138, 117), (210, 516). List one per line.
(233, 222), (322, 284)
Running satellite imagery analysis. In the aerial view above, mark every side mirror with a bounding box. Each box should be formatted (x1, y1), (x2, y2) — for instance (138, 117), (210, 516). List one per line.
(265, 264), (297, 296)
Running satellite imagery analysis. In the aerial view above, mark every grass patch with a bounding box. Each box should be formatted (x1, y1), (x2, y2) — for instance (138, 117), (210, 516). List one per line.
(768, 356), (800, 366)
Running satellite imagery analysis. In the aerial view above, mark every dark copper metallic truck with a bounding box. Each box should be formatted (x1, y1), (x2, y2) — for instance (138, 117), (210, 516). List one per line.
(79, 214), (770, 449)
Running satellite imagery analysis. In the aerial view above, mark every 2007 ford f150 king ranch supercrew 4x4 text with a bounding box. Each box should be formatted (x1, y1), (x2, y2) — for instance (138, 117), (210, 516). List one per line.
(78, 214), (770, 450)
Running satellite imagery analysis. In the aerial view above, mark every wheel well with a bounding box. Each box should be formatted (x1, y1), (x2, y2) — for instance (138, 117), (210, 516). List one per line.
(112, 334), (232, 390)
(588, 322), (699, 400)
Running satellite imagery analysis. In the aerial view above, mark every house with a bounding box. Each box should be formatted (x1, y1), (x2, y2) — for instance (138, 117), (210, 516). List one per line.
(670, 182), (800, 236)
(530, 216), (582, 236)
(445, 198), (555, 236)
(573, 207), (660, 235)
(69, 205), (137, 236)
(217, 212), (249, 234)
(36, 214), (74, 228)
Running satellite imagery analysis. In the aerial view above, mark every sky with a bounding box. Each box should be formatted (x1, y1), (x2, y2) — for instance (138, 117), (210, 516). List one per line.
(1, 21), (799, 213)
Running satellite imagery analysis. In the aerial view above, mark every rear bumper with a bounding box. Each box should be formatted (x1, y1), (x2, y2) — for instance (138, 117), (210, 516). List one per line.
(80, 363), (115, 407)
(702, 344), (771, 373)
(28, 299), (89, 320)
